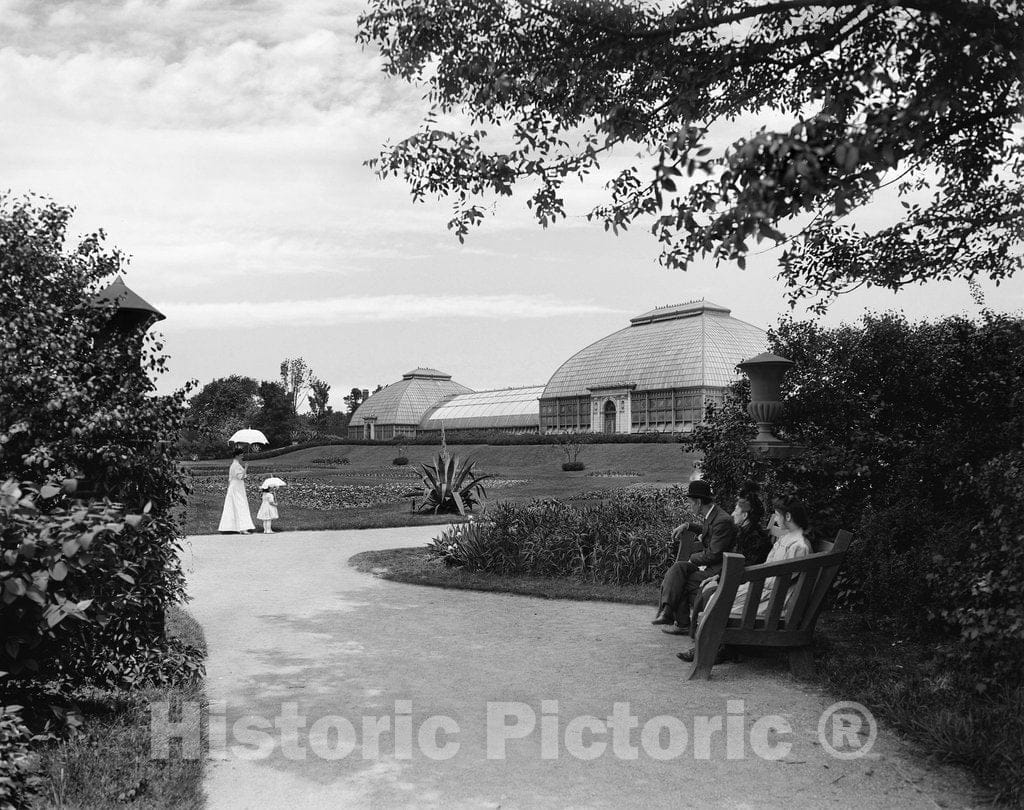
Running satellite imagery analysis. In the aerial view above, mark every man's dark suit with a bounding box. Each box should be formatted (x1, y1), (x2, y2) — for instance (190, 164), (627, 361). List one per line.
(659, 503), (737, 627)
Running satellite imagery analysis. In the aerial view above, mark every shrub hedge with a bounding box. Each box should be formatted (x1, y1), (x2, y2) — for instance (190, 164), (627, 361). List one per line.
(428, 487), (695, 584)
(685, 311), (1024, 692)
(232, 432), (696, 463)
(0, 197), (200, 719)
(0, 708), (39, 808)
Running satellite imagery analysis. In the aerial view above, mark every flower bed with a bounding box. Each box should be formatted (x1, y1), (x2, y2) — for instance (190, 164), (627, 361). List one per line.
(188, 476), (411, 510)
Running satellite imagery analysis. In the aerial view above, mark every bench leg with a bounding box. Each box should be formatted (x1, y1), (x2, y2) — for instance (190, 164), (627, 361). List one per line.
(788, 646), (815, 679)
(687, 625), (726, 681)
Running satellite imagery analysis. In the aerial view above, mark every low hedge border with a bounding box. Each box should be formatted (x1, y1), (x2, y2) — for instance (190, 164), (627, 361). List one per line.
(227, 432), (699, 461)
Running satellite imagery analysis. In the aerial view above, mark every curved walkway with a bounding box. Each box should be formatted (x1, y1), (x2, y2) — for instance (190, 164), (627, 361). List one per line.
(183, 529), (979, 809)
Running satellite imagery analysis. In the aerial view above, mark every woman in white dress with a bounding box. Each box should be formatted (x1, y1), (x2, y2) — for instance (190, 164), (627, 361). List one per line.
(218, 448), (255, 533)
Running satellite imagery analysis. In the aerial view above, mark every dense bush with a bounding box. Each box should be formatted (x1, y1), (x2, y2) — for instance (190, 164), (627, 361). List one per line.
(428, 487), (695, 584)
(561, 461), (585, 471)
(934, 451), (1024, 687)
(392, 456), (409, 466)
(0, 196), (195, 708)
(0, 708), (40, 808)
(686, 311), (1024, 688)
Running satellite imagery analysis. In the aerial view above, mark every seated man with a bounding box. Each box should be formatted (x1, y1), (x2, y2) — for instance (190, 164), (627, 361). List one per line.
(652, 480), (737, 635)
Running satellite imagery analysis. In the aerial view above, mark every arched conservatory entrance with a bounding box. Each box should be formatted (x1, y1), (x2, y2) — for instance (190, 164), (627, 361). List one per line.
(603, 400), (617, 434)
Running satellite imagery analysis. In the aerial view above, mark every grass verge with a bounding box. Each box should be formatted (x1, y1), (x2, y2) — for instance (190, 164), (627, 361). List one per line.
(349, 546), (659, 605)
(351, 546), (1020, 807)
(31, 604), (208, 810)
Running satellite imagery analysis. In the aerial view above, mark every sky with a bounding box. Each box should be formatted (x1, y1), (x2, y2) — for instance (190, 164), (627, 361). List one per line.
(2, 0), (1021, 412)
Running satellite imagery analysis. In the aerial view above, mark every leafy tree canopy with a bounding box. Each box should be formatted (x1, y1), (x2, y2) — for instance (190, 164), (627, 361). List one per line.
(344, 387), (370, 415)
(189, 375), (259, 425)
(0, 194), (195, 691)
(256, 380), (295, 447)
(359, 0), (1024, 311)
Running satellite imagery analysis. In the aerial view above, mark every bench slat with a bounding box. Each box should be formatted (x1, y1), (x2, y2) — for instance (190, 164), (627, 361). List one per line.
(739, 579), (764, 629)
(797, 530), (854, 631)
(785, 570), (816, 627)
(762, 571), (791, 630)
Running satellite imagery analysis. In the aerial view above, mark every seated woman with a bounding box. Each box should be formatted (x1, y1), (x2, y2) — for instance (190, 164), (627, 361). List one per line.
(733, 482), (772, 567)
(677, 495), (812, 663)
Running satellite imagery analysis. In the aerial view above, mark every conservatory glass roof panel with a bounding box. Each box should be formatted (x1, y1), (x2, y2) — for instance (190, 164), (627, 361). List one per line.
(419, 386), (545, 429)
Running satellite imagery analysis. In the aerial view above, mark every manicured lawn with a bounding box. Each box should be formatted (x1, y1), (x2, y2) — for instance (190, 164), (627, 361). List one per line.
(31, 606), (207, 810)
(182, 442), (700, 536)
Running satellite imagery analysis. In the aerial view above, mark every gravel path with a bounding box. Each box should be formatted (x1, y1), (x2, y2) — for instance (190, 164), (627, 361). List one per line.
(183, 529), (981, 809)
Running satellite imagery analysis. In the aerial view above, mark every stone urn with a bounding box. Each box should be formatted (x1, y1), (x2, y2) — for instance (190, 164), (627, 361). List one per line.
(737, 352), (794, 447)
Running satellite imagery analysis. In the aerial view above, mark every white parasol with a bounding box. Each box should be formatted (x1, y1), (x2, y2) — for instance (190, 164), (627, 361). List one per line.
(261, 477), (287, 489)
(229, 428), (269, 446)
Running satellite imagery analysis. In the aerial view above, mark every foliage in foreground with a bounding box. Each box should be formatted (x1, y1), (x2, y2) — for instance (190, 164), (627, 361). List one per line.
(428, 487), (694, 584)
(0, 195), (195, 720)
(0, 707), (41, 809)
(686, 311), (1024, 691)
(359, 1), (1023, 310)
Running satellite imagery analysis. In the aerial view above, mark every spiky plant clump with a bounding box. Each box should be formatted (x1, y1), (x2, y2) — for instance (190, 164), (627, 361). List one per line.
(416, 454), (491, 515)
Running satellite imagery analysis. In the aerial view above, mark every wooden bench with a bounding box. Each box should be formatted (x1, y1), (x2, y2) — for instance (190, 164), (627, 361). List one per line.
(687, 530), (853, 680)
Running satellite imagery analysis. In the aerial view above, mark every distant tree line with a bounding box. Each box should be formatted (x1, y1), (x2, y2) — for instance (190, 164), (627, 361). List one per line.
(179, 358), (383, 458)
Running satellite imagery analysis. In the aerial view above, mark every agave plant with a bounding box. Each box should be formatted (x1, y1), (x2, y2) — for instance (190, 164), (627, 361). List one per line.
(416, 453), (492, 515)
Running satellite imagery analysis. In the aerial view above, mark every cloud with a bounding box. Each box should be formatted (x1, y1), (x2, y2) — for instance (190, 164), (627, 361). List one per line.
(162, 294), (625, 327)
(0, 0), (425, 135)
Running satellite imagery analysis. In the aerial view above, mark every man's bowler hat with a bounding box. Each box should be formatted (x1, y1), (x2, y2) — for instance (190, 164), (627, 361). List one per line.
(686, 480), (714, 500)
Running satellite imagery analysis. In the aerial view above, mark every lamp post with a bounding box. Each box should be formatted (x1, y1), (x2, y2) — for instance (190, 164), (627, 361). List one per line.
(737, 352), (802, 458)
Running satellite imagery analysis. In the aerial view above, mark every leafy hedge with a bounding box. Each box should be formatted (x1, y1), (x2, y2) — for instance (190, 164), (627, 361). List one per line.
(428, 487), (694, 584)
(686, 311), (1024, 690)
(234, 432), (696, 463)
(0, 707), (40, 808)
(0, 196), (199, 716)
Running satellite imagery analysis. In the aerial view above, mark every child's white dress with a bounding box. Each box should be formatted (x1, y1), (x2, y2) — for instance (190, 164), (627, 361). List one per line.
(257, 491), (279, 520)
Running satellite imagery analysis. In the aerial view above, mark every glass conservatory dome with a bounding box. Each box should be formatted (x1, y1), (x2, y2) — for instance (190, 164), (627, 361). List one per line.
(541, 300), (767, 399)
(349, 368), (473, 428)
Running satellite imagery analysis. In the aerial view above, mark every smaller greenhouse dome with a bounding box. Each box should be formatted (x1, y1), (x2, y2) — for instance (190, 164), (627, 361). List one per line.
(348, 368), (472, 440)
(419, 386), (545, 435)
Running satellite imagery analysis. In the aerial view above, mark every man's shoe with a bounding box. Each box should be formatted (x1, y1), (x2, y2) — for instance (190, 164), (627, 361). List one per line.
(676, 647), (733, 665)
(651, 606), (675, 625)
(661, 625), (690, 636)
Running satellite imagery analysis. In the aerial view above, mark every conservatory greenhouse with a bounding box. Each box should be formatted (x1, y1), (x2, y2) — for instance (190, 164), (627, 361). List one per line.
(347, 300), (766, 439)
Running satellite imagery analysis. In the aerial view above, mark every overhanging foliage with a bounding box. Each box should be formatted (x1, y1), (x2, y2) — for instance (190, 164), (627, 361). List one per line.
(359, 0), (1024, 310)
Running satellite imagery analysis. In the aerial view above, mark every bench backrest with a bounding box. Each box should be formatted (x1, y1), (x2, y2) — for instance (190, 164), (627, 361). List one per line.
(733, 529), (853, 633)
